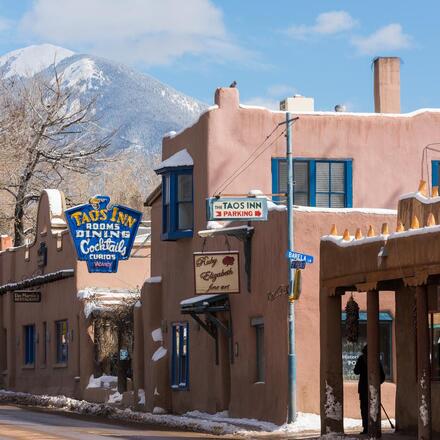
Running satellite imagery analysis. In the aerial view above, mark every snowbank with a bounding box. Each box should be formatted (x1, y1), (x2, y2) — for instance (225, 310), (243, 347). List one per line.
(0, 389), (394, 438)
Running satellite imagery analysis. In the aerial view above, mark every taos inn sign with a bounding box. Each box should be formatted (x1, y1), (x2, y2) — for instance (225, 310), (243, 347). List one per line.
(207, 197), (268, 221)
(65, 195), (142, 273)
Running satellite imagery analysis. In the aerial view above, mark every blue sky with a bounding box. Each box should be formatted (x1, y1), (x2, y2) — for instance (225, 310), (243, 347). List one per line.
(0, 0), (439, 112)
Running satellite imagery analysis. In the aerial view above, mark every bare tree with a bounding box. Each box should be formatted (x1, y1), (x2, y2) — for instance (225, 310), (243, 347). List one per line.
(0, 68), (114, 245)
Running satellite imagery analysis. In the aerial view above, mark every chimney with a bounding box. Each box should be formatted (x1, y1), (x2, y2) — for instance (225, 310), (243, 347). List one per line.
(0, 235), (12, 251)
(373, 57), (400, 113)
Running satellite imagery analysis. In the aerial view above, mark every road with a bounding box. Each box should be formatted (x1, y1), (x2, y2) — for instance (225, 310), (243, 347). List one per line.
(0, 405), (233, 440)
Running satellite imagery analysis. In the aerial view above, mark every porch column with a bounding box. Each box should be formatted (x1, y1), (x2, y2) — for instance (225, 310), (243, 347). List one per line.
(416, 285), (431, 440)
(79, 314), (95, 397)
(367, 289), (381, 438)
(320, 288), (344, 435)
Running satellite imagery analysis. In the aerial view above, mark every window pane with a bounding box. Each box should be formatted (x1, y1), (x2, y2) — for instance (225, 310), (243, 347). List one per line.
(294, 162), (308, 192)
(341, 318), (392, 381)
(178, 203), (193, 230)
(177, 174), (192, 202)
(431, 313), (440, 380)
(180, 325), (188, 386)
(278, 161), (287, 193)
(316, 162), (330, 192)
(56, 320), (68, 363)
(256, 325), (265, 382)
(316, 193), (329, 207)
(24, 325), (35, 365)
(294, 193), (308, 206)
(331, 162), (345, 192)
(164, 176), (170, 205)
(330, 194), (345, 208)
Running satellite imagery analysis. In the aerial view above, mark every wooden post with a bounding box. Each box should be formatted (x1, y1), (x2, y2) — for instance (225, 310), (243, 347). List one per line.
(367, 289), (381, 438)
(320, 288), (344, 435)
(416, 285), (431, 440)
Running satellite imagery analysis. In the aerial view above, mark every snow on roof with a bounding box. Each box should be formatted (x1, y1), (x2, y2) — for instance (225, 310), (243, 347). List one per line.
(154, 148), (193, 171)
(294, 206), (397, 215)
(239, 103), (440, 119)
(146, 276), (162, 284)
(77, 287), (140, 318)
(180, 294), (223, 306)
(322, 224), (440, 247)
(398, 191), (440, 204)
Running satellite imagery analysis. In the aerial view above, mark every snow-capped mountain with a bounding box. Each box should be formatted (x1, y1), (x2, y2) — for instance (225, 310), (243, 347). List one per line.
(0, 44), (207, 153)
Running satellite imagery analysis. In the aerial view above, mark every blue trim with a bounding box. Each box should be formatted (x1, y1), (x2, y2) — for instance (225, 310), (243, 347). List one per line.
(432, 161), (440, 187)
(309, 160), (316, 206)
(271, 158), (280, 202)
(171, 322), (189, 390)
(161, 168), (193, 241)
(345, 161), (353, 208)
(341, 311), (393, 321)
(24, 325), (35, 365)
(271, 158), (353, 208)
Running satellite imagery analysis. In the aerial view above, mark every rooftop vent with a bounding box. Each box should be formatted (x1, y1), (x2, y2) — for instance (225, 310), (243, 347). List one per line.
(280, 95), (314, 112)
(334, 104), (346, 112)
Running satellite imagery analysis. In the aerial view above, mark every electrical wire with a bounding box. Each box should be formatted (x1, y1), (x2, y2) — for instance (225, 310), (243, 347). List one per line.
(216, 128), (287, 196)
(213, 122), (284, 196)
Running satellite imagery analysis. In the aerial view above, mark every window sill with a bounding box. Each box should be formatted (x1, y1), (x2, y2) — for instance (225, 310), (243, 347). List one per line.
(161, 230), (193, 241)
(253, 381), (265, 385)
(53, 362), (68, 369)
(22, 364), (35, 370)
(171, 384), (189, 391)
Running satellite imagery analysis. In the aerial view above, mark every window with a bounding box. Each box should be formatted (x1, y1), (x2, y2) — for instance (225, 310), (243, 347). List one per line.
(430, 313), (440, 381)
(272, 158), (352, 208)
(171, 322), (189, 389)
(55, 320), (68, 364)
(0, 329), (6, 371)
(42, 322), (48, 365)
(432, 161), (440, 189)
(24, 325), (35, 365)
(160, 169), (193, 240)
(251, 317), (265, 383)
(341, 312), (393, 381)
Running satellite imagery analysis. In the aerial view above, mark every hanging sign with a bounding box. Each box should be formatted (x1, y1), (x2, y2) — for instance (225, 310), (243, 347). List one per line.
(290, 260), (306, 269)
(13, 291), (41, 303)
(207, 197), (268, 221)
(65, 195), (142, 273)
(193, 251), (240, 295)
(285, 250), (314, 264)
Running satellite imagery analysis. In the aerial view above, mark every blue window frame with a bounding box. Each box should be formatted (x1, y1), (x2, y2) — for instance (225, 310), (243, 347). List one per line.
(159, 168), (193, 240)
(24, 324), (35, 365)
(55, 320), (68, 364)
(271, 158), (352, 208)
(171, 322), (189, 390)
(432, 161), (440, 188)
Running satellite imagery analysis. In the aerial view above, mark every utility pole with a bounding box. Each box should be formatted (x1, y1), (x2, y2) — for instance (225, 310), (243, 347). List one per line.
(286, 112), (297, 423)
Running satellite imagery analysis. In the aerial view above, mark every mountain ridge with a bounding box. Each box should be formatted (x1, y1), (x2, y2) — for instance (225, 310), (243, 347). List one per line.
(0, 44), (207, 154)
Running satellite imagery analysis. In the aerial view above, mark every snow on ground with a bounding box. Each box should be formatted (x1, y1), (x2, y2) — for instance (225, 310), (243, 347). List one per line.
(86, 374), (118, 389)
(0, 389), (394, 438)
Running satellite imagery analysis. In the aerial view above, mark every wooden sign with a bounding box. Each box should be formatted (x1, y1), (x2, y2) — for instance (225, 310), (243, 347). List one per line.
(13, 291), (41, 303)
(193, 251), (240, 295)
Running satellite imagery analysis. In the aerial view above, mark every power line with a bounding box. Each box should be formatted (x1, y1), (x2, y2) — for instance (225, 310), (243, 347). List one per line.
(216, 128), (287, 196)
(213, 123), (284, 196)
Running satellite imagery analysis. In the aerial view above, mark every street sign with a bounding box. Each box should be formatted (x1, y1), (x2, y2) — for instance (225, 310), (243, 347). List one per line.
(13, 291), (41, 303)
(285, 250), (314, 264)
(207, 197), (268, 221)
(290, 260), (306, 269)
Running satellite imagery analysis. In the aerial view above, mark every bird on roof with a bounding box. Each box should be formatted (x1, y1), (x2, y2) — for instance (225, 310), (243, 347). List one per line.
(229, 81), (237, 88)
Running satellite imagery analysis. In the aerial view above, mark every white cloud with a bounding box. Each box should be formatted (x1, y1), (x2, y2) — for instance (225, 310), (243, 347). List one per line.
(18, 0), (249, 66)
(243, 97), (280, 110)
(286, 11), (357, 39)
(351, 23), (412, 55)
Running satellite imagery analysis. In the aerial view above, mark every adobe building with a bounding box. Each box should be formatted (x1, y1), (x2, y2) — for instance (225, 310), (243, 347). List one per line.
(136, 56), (440, 424)
(0, 189), (150, 400)
(320, 184), (440, 439)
